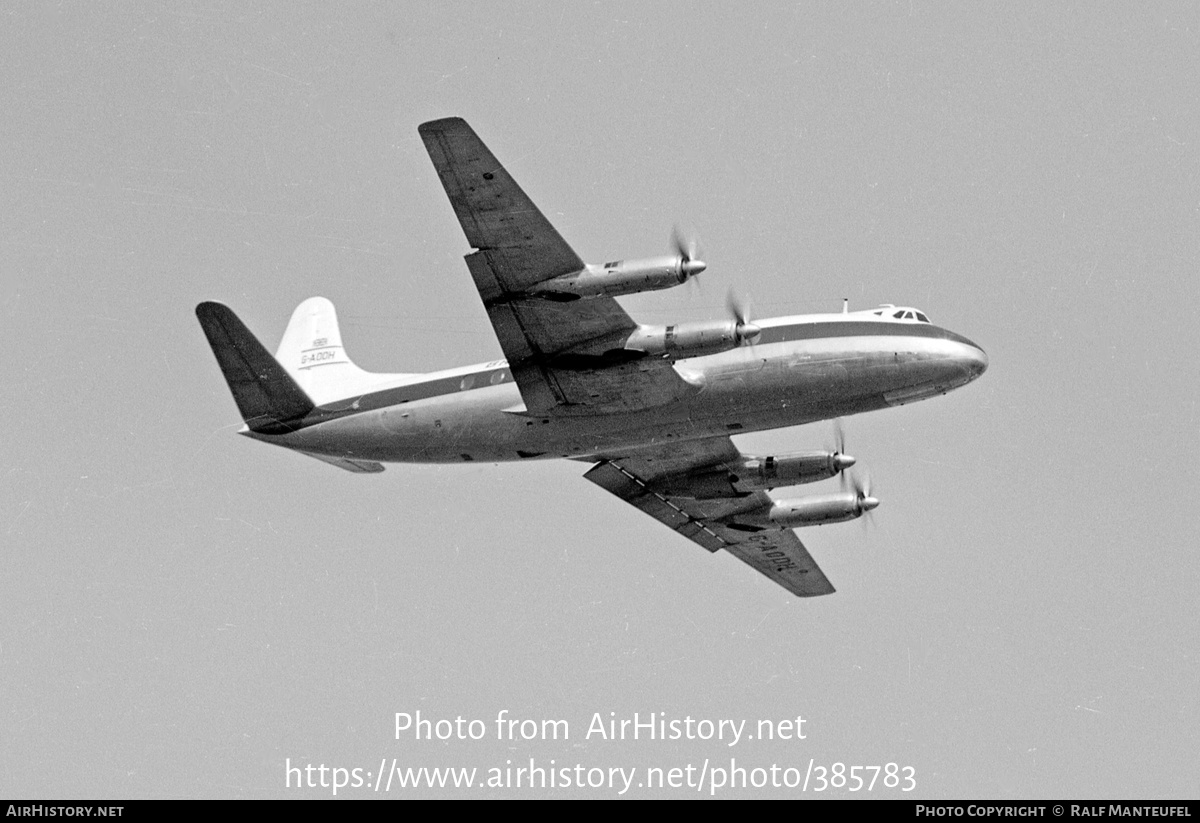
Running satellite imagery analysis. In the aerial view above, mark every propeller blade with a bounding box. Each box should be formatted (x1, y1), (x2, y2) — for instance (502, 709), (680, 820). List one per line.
(726, 289), (750, 326)
(841, 468), (878, 531)
(670, 225), (694, 260)
(830, 418), (854, 485)
(857, 471), (879, 515)
(671, 225), (706, 278)
(725, 289), (760, 345)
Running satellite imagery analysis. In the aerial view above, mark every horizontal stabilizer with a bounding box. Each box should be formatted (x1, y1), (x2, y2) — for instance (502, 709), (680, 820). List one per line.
(302, 453), (386, 474)
(196, 302), (315, 433)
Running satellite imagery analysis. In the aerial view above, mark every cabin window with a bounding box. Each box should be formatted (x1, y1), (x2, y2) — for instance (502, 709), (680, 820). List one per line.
(460, 375), (475, 390)
(893, 310), (905, 319)
(915, 312), (930, 323)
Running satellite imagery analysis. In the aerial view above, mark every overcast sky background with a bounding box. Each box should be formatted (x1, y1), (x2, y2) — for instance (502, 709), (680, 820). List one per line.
(3, 2), (1198, 799)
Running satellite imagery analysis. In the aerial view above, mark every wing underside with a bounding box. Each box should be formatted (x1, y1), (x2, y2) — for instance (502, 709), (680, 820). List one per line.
(582, 438), (837, 597)
(419, 117), (692, 415)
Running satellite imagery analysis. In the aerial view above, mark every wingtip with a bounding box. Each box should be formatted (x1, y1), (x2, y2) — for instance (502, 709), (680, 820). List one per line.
(195, 300), (229, 319)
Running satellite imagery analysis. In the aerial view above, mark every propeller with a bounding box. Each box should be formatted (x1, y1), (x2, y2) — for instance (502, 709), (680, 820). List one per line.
(829, 418), (856, 478)
(726, 289), (761, 345)
(671, 225), (707, 281)
(850, 470), (880, 529)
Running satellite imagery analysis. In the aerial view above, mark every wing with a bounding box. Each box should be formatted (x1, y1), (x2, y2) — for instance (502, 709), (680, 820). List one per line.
(582, 438), (837, 597)
(419, 117), (584, 291)
(419, 117), (694, 416)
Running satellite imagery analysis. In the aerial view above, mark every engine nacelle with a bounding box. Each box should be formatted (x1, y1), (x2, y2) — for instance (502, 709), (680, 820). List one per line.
(725, 492), (879, 531)
(767, 492), (878, 528)
(653, 451), (854, 499)
(528, 256), (704, 300)
(624, 319), (761, 359)
(731, 452), (855, 492)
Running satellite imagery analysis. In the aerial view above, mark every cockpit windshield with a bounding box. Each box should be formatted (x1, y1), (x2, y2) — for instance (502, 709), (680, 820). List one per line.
(872, 306), (931, 323)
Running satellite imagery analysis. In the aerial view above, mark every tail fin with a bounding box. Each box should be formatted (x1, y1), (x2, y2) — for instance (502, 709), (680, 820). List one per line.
(196, 302), (315, 433)
(273, 296), (414, 405)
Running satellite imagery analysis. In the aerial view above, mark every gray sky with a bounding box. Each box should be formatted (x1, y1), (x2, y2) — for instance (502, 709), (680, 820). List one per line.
(3, 1), (1198, 798)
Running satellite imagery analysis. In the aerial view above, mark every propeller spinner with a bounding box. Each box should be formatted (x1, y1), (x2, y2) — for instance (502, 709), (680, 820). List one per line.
(830, 418), (855, 475)
(671, 225), (707, 279)
(851, 472), (880, 522)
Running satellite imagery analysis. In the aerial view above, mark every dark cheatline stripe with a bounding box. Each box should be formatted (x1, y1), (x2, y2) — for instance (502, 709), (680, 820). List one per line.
(286, 368), (511, 429)
(756, 321), (981, 348)
(270, 321), (979, 432)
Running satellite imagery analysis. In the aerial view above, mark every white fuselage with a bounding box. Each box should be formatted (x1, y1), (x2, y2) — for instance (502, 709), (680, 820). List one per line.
(244, 311), (988, 464)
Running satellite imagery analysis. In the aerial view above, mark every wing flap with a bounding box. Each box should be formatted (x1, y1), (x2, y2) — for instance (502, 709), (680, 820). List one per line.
(584, 460), (727, 552)
(462, 248), (636, 362)
(589, 437), (742, 480)
(583, 437), (837, 597)
(302, 453), (386, 474)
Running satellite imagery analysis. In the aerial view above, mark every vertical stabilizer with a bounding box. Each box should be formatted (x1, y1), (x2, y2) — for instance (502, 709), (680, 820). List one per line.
(274, 297), (415, 405)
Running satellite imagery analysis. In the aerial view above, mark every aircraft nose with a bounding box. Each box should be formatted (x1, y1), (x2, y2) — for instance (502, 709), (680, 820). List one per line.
(965, 343), (988, 378)
(948, 333), (988, 381)
(681, 258), (707, 277)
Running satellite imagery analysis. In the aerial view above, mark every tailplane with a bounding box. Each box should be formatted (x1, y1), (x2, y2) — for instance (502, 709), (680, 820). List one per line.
(198, 296), (417, 433)
(195, 302), (315, 433)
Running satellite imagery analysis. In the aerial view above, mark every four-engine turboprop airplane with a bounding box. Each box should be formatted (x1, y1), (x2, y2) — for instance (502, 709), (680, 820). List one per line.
(196, 117), (988, 597)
